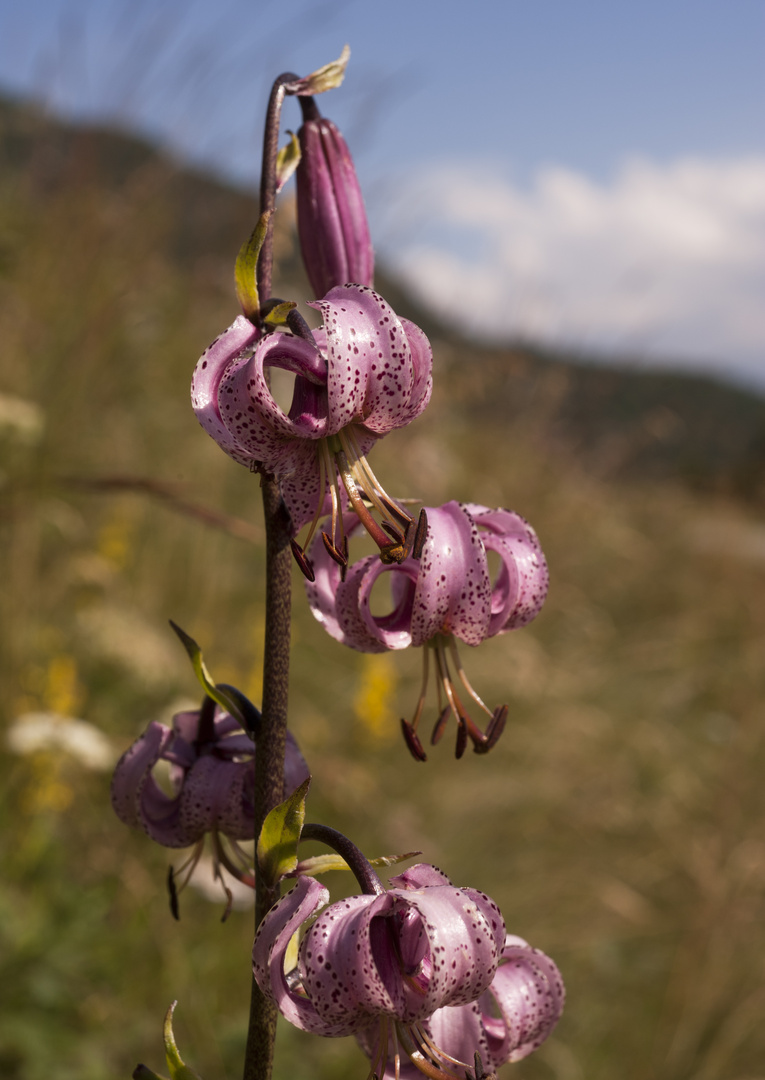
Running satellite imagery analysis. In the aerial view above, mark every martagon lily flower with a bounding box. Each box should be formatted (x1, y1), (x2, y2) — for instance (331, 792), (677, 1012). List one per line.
(191, 284), (432, 574)
(252, 862), (563, 1079)
(305, 500), (549, 759)
(111, 697), (310, 908)
(356, 932), (565, 1079)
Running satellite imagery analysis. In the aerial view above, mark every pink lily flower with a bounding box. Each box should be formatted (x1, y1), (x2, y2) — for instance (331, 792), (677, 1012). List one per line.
(252, 863), (505, 1040)
(111, 698), (309, 904)
(305, 501), (549, 758)
(191, 284), (432, 572)
(356, 932), (565, 1079)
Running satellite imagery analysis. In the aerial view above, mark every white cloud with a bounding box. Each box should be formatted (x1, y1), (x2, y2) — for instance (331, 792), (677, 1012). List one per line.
(377, 156), (765, 387)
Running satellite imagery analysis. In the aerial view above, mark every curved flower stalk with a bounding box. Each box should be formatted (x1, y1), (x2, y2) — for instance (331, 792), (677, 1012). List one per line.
(252, 862), (505, 1043)
(111, 697), (310, 909)
(296, 98), (374, 298)
(305, 501), (548, 759)
(356, 933), (565, 1079)
(191, 284), (432, 574)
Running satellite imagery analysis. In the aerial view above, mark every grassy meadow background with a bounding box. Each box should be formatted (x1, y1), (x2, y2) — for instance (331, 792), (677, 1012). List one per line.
(2, 98), (765, 1080)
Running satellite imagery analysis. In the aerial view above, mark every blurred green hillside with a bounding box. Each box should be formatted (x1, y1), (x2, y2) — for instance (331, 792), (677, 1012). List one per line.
(2, 97), (765, 1080)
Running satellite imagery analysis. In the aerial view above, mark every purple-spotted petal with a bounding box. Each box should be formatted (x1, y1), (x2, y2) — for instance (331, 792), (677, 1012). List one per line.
(311, 285), (432, 436)
(178, 757), (254, 843)
(191, 316), (260, 465)
(411, 502), (491, 647)
(306, 519), (417, 652)
(252, 876), (340, 1034)
(465, 505), (550, 633)
(111, 721), (173, 830)
(479, 935), (565, 1064)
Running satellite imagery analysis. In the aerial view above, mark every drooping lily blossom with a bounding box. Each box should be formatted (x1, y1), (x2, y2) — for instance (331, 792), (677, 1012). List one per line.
(356, 931), (565, 1080)
(296, 99), (374, 298)
(252, 862), (506, 1044)
(305, 501), (548, 759)
(111, 697), (310, 906)
(191, 284), (432, 572)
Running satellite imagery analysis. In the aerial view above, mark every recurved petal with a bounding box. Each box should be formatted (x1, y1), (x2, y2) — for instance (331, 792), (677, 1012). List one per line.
(411, 502), (492, 647)
(299, 890), (400, 1028)
(388, 863), (453, 890)
(217, 335), (328, 468)
(474, 509), (549, 632)
(312, 285), (424, 436)
(111, 721), (172, 829)
(191, 316), (259, 464)
(479, 935), (565, 1065)
(398, 318), (433, 424)
(252, 876), (340, 1034)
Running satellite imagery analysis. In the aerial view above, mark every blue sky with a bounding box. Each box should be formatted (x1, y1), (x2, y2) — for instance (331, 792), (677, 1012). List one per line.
(1, 0), (764, 386)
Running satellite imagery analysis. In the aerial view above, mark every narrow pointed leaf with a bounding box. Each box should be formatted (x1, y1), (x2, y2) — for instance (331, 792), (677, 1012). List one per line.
(257, 777), (310, 886)
(292, 850), (420, 877)
(163, 1002), (204, 1080)
(234, 211), (271, 318)
(264, 301), (298, 327)
(168, 621), (247, 725)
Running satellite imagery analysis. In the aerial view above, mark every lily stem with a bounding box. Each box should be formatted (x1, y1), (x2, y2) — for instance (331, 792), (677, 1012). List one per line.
(301, 823), (385, 895)
(242, 68), (298, 1080)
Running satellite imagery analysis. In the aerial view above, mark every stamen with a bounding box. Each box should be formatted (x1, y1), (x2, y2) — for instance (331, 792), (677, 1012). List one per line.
(335, 447), (403, 560)
(454, 719), (468, 760)
(381, 520), (406, 544)
(401, 719), (428, 762)
(414, 1021), (472, 1070)
(430, 706), (450, 745)
(478, 705), (508, 754)
(412, 509), (429, 558)
(321, 530), (348, 567)
(290, 538), (315, 581)
(167, 865), (180, 921)
(300, 439), (328, 555)
(448, 637), (492, 719)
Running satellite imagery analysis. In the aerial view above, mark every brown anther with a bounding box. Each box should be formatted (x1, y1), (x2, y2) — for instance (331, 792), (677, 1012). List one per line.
(412, 508), (429, 559)
(455, 717), (468, 760)
(483, 704), (508, 751)
(167, 865), (180, 921)
(401, 719), (428, 762)
(290, 538), (315, 581)
(380, 519), (405, 544)
(321, 531), (348, 567)
(378, 492), (414, 530)
(431, 706), (451, 745)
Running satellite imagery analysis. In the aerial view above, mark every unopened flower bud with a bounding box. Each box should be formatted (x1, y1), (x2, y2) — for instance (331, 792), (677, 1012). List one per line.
(296, 101), (374, 297)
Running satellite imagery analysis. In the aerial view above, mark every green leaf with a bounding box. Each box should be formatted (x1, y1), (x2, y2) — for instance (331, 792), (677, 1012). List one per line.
(263, 301), (297, 327)
(168, 621), (247, 726)
(292, 850), (420, 878)
(276, 131), (301, 193)
(257, 777), (311, 887)
(234, 210), (271, 319)
(163, 1002), (204, 1080)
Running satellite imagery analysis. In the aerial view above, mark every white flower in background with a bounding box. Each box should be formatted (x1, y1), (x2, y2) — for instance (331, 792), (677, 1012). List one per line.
(7, 712), (115, 771)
